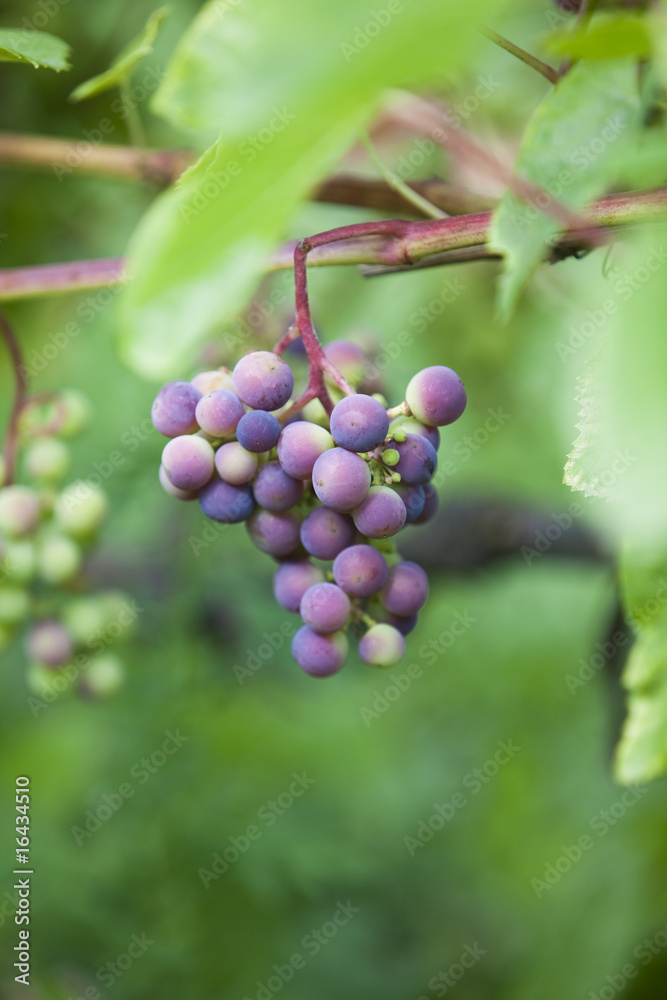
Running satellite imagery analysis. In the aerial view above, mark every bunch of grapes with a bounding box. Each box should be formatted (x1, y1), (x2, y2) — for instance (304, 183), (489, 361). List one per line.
(0, 391), (132, 700)
(153, 344), (466, 677)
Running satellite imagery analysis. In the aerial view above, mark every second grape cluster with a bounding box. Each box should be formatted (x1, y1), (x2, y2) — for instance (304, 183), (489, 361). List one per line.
(153, 343), (466, 677)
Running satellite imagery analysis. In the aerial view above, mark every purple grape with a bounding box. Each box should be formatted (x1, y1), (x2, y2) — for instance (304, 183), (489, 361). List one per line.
(236, 410), (281, 453)
(232, 351), (294, 410)
(358, 623), (406, 668)
(292, 625), (348, 677)
(312, 448), (371, 511)
(412, 483), (439, 525)
(151, 380), (202, 437)
(392, 483), (425, 524)
(252, 461), (303, 512)
(247, 509), (301, 557)
(300, 582), (351, 634)
(332, 544), (388, 597)
(406, 366), (466, 427)
(195, 389), (244, 437)
(158, 465), (197, 501)
(330, 393), (389, 452)
(300, 508), (356, 560)
(384, 610), (418, 636)
(381, 561), (429, 615)
(198, 476), (255, 523)
(161, 435), (214, 491)
(389, 416), (440, 451)
(277, 421), (333, 479)
(324, 340), (367, 387)
(352, 485), (406, 539)
(25, 619), (74, 667)
(273, 560), (325, 612)
(393, 434), (437, 485)
(190, 368), (234, 395)
(214, 442), (258, 484)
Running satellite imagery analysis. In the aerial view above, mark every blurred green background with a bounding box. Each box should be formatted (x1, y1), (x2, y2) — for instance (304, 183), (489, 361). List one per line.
(1, 1), (666, 998)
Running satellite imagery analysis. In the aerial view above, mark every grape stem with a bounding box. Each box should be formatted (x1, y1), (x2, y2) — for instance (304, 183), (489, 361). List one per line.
(0, 310), (28, 486)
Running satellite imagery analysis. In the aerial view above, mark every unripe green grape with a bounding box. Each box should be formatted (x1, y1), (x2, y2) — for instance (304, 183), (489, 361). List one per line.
(301, 398), (330, 428)
(62, 596), (111, 644)
(0, 586), (30, 625)
(0, 485), (41, 538)
(79, 654), (124, 698)
(1, 539), (36, 583)
(24, 437), (70, 484)
(54, 482), (108, 538)
(58, 389), (93, 437)
(36, 533), (82, 584)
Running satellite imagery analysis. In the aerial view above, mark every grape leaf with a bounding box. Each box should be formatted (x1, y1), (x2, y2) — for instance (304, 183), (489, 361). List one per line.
(614, 549), (667, 784)
(0, 28), (70, 71)
(69, 6), (168, 101)
(489, 58), (640, 321)
(542, 16), (652, 61)
(119, 0), (512, 379)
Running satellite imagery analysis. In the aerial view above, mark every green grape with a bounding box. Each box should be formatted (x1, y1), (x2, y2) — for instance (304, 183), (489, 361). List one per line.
(58, 389), (93, 437)
(36, 533), (82, 584)
(54, 483), (108, 538)
(24, 437), (70, 484)
(1, 540), (37, 584)
(0, 586), (30, 625)
(79, 654), (124, 698)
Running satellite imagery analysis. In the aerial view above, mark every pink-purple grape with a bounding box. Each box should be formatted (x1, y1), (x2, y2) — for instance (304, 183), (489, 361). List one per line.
(352, 485), (406, 539)
(198, 476), (255, 523)
(0, 486), (41, 537)
(214, 442), (258, 484)
(195, 389), (244, 437)
(393, 433), (437, 485)
(159, 465), (197, 501)
(392, 483), (425, 524)
(191, 368), (234, 395)
(232, 351), (294, 411)
(291, 625), (348, 677)
(277, 421), (333, 479)
(25, 619), (73, 667)
(252, 461), (303, 512)
(412, 483), (439, 525)
(247, 509), (301, 557)
(236, 410), (281, 453)
(329, 393), (389, 453)
(151, 380), (202, 437)
(332, 544), (388, 597)
(299, 508), (355, 560)
(311, 448), (371, 511)
(273, 560), (325, 613)
(381, 561), (429, 616)
(161, 435), (214, 491)
(324, 340), (367, 387)
(405, 366), (466, 427)
(358, 623), (406, 668)
(300, 582), (351, 634)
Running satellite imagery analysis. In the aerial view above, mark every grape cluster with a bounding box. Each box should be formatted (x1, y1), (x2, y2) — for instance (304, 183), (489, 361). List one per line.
(0, 392), (132, 700)
(153, 345), (466, 678)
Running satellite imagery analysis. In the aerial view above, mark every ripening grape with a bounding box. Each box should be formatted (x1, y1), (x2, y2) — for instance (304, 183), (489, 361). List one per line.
(392, 483), (426, 524)
(277, 421), (334, 479)
(405, 366), (466, 427)
(358, 623), (406, 668)
(0, 485), (41, 538)
(236, 410), (281, 453)
(191, 368), (235, 395)
(161, 435), (215, 491)
(232, 351), (294, 410)
(215, 442), (258, 485)
(195, 389), (245, 437)
(151, 380), (202, 437)
(247, 508), (301, 557)
(311, 448), (371, 511)
(324, 339), (368, 387)
(24, 437), (70, 483)
(389, 415), (440, 451)
(393, 433), (437, 485)
(158, 464), (198, 501)
(332, 544), (388, 597)
(25, 619), (73, 668)
(352, 485), (407, 539)
(300, 582), (351, 634)
(381, 561), (429, 616)
(273, 560), (325, 613)
(299, 507), (355, 560)
(329, 393), (389, 452)
(198, 476), (255, 523)
(291, 625), (348, 677)
(252, 462), (303, 512)
(413, 482), (439, 525)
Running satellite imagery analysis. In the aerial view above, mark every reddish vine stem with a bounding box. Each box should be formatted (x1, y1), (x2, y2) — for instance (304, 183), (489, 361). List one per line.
(0, 310), (27, 486)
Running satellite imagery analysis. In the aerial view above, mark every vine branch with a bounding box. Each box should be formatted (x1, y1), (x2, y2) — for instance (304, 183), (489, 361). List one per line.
(480, 26), (560, 84)
(0, 311), (28, 486)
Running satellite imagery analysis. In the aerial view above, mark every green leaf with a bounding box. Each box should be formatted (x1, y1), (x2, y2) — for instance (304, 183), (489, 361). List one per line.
(120, 0), (512, 379)
(489, 58), (641, 321)
(0, 28), (70, 71)
(69, 6), (168, 101)
(615, 548), (667, 784)
(543, 17), (652, 61)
